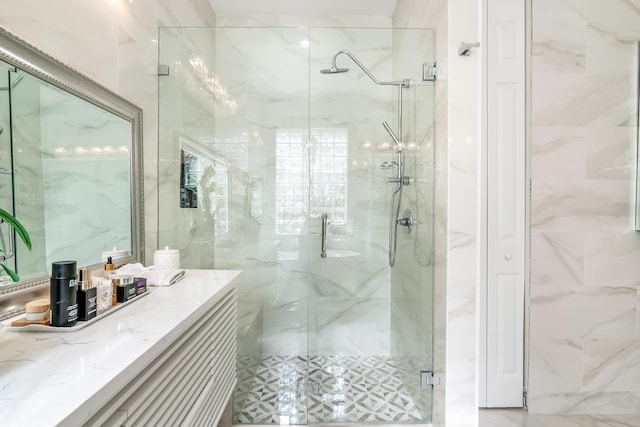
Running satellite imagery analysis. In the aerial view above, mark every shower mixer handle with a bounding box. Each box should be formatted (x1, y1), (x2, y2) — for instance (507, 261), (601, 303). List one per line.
(397, 208), (421, 235)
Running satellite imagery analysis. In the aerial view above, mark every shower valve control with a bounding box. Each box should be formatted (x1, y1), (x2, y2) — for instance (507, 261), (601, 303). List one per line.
(397, 209), (421, 235)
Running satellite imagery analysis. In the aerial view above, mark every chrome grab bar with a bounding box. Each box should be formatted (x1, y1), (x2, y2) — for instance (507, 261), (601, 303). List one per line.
(321, 213), (328, 258)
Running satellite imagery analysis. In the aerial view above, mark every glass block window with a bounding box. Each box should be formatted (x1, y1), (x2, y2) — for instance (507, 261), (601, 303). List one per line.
(275, 129), (309, 235)
(201, 129), (249, 172)
(208, 159), (230, 235)
(310, 128), (348, 235)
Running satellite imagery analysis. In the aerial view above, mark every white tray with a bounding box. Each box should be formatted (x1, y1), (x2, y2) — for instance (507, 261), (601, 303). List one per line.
(4, 290), (150, 332)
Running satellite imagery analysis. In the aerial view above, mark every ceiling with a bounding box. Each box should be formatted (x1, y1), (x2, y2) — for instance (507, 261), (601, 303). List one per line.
(207, 0), (399, 16)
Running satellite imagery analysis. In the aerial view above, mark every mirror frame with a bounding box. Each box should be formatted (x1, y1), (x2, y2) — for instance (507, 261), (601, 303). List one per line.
(0, 26), (144, 320)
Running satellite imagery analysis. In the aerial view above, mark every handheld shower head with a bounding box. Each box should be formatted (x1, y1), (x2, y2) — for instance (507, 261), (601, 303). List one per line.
(382, 121), (403, 151)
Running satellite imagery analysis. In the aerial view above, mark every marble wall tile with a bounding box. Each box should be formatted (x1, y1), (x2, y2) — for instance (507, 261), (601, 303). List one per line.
(585, 26), (637, 75)
(216, 14), (391, 28)
(531, 12), (586, 74)
(532, 73), (635, 127)
(585, 127), (635, 180)
(311, 297), (391, 356)
(529, 1), (640, 416)
(583, 339), (640, 392)
(442, 0), (480, 425)
(445, 360), (477, 427)
(480, 409), (640, 427)
(531, 127), (586, 181)
(530, 232), (584, 288)
(530, 180), (631, 233)
(568, 0), (640, 41)
(446, 297), (477, 362)
(528, 338), (584, 393)
(638, 290), (640, 340)
(0, 0), (219, 268)
(583, 233), (640, 287)
(527, 390), (637, 414)
(530, 285), (636, 339)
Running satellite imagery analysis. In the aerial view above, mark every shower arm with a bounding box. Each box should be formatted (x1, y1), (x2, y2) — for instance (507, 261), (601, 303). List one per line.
(331, 50), (410, 88)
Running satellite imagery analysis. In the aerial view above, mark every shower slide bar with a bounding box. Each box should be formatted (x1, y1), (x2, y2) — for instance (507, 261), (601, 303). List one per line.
(321, 49), (412, 267)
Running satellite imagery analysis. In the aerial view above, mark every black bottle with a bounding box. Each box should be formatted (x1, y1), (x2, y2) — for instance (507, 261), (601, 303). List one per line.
(77, 268), (97, 321)
(50, 260), (78, 327)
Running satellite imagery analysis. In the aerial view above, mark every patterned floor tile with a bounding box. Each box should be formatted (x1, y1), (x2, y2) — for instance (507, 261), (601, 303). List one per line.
(234, 355), (426, 424)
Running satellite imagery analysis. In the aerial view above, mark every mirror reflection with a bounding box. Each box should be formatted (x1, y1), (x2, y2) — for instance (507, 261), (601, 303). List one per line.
(8, 67), (132, 281)
(0, 26), (142, 295)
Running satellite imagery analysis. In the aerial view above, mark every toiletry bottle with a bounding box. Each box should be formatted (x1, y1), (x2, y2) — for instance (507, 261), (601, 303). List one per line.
(77, 268), (97, 321)
(112, 277), (120, 306)
(104, 256), (115, 278)
(50, 260), (78, 327)
(104, 256), (117, 306)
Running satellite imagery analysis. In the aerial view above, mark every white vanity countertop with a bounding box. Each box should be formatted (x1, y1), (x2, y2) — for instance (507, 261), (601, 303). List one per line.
(0, 269), (241, 426)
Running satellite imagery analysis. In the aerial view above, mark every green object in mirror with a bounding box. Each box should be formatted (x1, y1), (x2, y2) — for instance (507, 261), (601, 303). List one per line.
(0, 207), (31, 282)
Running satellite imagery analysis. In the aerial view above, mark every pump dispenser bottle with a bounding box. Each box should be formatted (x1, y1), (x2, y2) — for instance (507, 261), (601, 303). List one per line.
(50, 260), (78, 327)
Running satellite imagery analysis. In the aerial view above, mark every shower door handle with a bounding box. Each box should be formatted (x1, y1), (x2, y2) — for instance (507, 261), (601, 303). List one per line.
(321, 213), (328, 258)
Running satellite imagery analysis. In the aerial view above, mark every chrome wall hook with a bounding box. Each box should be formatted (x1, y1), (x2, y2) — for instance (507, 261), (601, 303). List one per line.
(458, 41), (480, 56)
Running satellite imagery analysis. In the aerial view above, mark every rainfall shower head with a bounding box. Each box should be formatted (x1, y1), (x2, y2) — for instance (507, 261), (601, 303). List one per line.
(320, 66), (349, 74)
(320, 49), (410, 88)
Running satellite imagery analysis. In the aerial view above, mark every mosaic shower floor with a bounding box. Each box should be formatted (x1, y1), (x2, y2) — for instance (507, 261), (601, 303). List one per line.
(234, 355), (424, 424)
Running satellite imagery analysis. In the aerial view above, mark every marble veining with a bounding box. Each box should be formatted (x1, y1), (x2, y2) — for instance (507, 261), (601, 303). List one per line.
(582, 339), (640, 391)
(0, 269), (241, 426)
(530, 233), (583, 288)
(480, 408), (640, 427)
(529, 1), (640, 416)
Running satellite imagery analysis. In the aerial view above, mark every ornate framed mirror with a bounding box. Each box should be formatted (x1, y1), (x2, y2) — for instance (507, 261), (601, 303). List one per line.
(0, 26), (144, 320)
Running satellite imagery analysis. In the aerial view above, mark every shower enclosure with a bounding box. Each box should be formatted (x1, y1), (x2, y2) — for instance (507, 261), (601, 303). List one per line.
(158, 26), (436, 424)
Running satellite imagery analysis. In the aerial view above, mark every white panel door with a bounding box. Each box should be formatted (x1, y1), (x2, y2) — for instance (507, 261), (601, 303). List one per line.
(484, 0), (525, 408)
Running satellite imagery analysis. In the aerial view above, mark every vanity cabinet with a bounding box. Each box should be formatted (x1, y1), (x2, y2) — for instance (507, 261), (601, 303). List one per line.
(88, 289), (236, 426)
(0, 270), (240, 427)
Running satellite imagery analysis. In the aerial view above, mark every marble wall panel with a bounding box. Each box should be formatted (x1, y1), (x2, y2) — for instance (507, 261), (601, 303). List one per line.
(529, 0), (640, 415)
(585, 127), (635, 181)
(216, 14), (391, 28)
(530, 181), (631, 233)
(583, 339), (640, 392)
(528, 338), (584, 393)
(312, 296), (391, 356)
(531, 127), (586, 181)
(532, 74), (635, 127)
(0, 0), (218, 268)
(530, 233), (584, 288)
(583, 233), (640, 287)
(530, 285), (636, 339)
(527, 391), (637, 414)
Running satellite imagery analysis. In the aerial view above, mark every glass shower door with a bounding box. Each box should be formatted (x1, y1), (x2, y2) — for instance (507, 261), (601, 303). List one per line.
(158, 26), (435, 425)
(158, 27), (313, 425)
(307, 27), (435, 423)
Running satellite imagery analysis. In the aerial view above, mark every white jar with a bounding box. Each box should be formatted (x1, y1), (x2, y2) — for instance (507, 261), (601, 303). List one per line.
(154, 246), (180, 269)
(25, 298), (50, 322)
